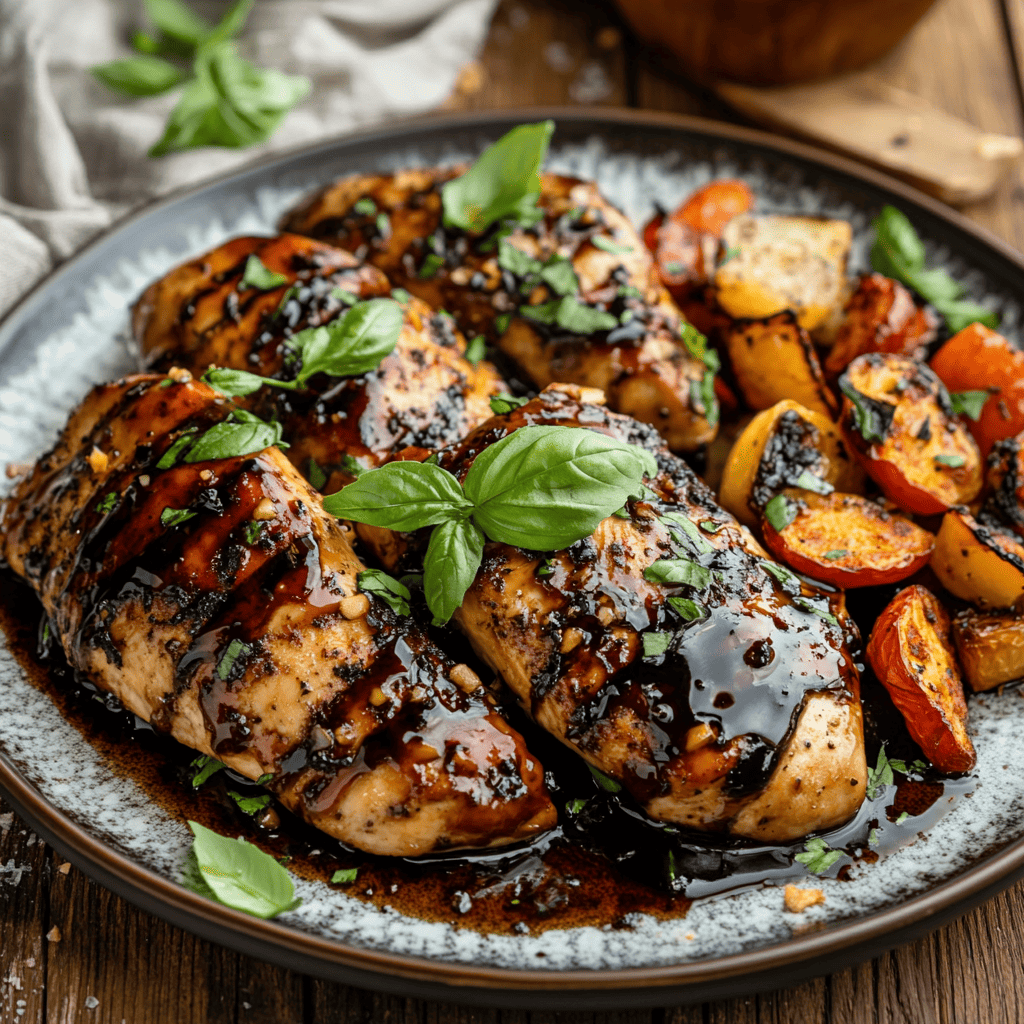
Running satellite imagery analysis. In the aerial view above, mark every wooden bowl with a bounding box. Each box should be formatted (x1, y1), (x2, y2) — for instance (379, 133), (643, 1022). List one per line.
(613, 0), (939, 86)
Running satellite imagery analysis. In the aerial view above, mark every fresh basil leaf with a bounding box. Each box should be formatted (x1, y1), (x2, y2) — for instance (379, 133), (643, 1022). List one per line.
(441, 120), (554, 232)
(823, 549), (848, 560)
(871, 205), (926, 272)
(357, 569), (411, 616)
(160, 506), (196, 528)
(690, 369), (720, 428)
(202, 367), (296, 397)
(489, 393), (529, 414)
(497, 239), (542, 277)
(588, 764), (622, 793)
(338, 454), (365, 480)
(144, 0), (210, 45)
(661, 511), (713, 554)
(538, 256), (578, 296)
(216, 639), (250, 681)
(644, 557), (714, 590)
(866, 744), (896, 800)
(463, 425), (657, 550)
(184, 821), (300, 919)
(839, 378), (894, 445)
(795, 836), (842, 875)
(306, 457), (327, 491)
(591, 236), (633, 255)
(667, 596), (705, 621)
(565, 797), (588, 815)
(286, 299), (402, 384)
(184, 414), (284, 463)
(244, 520), (263, 545)
(642, 631), (673, 658)
(794, 470), (833, 495)
(763, 494), (797, 532)
(191, 754), (225, 788)
(762, 560), (799, 588)
(934, 453), (966, 468)
(948, 390), (989, 421)
(255, 773), (274, 785)
(494, 312), (511, 335)
(940, 299), (999, 334)
(322, 461), (471, 532)
(796, 598), (839, 626)
(521, 295), (618, 334)
(92, 55), (187, 96)
(228, 790), (271, 816)
(699, 520), (719, 533)
(241, 254), (287, 291)
(464, 335), (486, 365)
(96, 492), (118, 514)
(419, 253), (445, 279)
(423, 518), (486, 625)
(332, 868), (358, 884)
(391, 288), (412, 304)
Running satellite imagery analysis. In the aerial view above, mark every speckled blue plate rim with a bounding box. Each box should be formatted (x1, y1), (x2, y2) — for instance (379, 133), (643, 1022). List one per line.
(1, 107), (1024, 1009)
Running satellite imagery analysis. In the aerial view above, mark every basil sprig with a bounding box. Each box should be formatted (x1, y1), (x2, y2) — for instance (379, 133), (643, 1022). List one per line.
(441, 121), (555, 233)
(871, 205), (998, 334)
(92, 0), (310, 158)
(323, 425), (657, 623)
(158, 409), (286, 468)
(182, 821), (300, 919)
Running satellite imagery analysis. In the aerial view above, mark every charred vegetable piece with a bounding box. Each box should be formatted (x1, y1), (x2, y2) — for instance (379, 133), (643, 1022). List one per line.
(953, 609), (1024, 692)
(823, 273), (938, 377)
(986, 432), (1024, 539)
(867, 586), (976, 773)
(719, 399), (863, 529)
(930, 323), (1024, 458)
(714, 214), (852, 331)
(722, 312), (837, 417)
(760, 491), (934, 588)
(839, 352), (982, 515)
(931, 508), (1024, 610)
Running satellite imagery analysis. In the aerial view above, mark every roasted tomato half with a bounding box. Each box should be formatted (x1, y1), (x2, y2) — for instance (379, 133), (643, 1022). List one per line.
(839, 352), (982, 515)
(761, 490), (934, 588)
(931, 508), (1024, 610)
(930, 323), (1024, 458)
(867, 586), (976, 773)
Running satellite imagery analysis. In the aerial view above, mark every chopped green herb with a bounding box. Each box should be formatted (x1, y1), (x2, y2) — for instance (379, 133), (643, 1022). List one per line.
(896, 811), (910, 826)
(274, 284), (300, 316)
(357, 569), (411, 616)
(934, 453), (966, 468)
(699, 519), (720, 533)
(538, 256), (579, 296)
(160, 506), (196, 528)
(497, 238), (542, 277)
(306, 457), (327, 491)
(244, 520), (263, 545)
(352, 197), (376, 216)
(375, 213), (390, 236)
(839, 378), (894, 445)
(329, 286), (357, 307)
(520, 296), (618, 334)
(762, 560), (799, 588)
(339, 454), (365, 480)
(663, 261), (685, 275)
(489, 393), (530, 415)
(591, 235), (633, 255)
(662, 511), (713, 554)
(642, 631), (673, 658)
(796, 598), (839, 626)
(763, 494), (797, 532)
(536, 558), (555, 577)
(216, 639), (250, 681)
(228, 790), (271, 816)
(866, 744), (896, 800)
(191, 754), (225, 788)
(240, 254), (287, 291)
(794, 470), (833, 495)
(949, 389), (989, 421)
(183, 821), (300, 919)
(565, 797), (588, 815)
(794, 836), (843, 875)
(255, 773), (274, 786)
(668, 596), (705, 621)
(494, 312), (512, 335)
(331, 868), (358, 885)
(419, 253), (444, 279)
(391, 288), (412, 304)
(868, 828), (879, 847)
(464, 335), (487, 365)
(644, 557), (714, 590)
(823, 549), (848, 560)
(96, 492), (118, 514)
(588, 764), (622, 793)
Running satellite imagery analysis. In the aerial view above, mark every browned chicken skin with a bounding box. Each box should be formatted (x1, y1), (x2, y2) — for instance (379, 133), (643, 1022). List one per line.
(362, 386), (867, 842)
(0, 374), (555, 856)
(133, 233), (505, 488)
(281, 171), (716, 452)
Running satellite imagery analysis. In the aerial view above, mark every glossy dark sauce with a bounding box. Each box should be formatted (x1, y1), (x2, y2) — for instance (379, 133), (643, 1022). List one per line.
(0, 565), (977, 935)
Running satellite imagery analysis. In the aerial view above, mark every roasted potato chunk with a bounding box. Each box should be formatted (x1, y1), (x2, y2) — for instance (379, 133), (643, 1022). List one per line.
(761, 490), (934, 588)
(823, 273), (938, 377)
(953, 609), (1024, 692)
(930, 323), (1024, 458)
(839, 353), (982, 515)
(720, 399), (863, 528)
(867, 586), (976, 773)
(722, 311), (837, 416)
(932, 508), (1024, 609)
(714, 214), (852, 331)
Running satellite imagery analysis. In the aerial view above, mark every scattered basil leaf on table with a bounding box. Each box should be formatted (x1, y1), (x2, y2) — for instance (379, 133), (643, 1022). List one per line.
(183, 821), (300, 919)
(357, 569), (412, 616)
(871, 205), (999, 333)
(240, 254), (287, 291)
(441, 120), (555, 232)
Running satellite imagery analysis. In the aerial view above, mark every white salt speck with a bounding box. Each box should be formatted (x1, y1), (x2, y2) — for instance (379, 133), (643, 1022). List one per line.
(569, 61), (614, 104)
(543, 41), (573, 73)
(84, 996), (99, 1009)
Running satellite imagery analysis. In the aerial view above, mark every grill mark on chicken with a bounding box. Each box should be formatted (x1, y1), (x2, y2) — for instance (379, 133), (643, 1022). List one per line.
(133, 234), (505, 490)
(281, 171), (717, 452)
(1, 374), (555, 856)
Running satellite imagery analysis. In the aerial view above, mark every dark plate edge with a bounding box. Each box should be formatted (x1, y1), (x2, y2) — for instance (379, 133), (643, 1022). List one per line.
(1, 105), (1023, 1008)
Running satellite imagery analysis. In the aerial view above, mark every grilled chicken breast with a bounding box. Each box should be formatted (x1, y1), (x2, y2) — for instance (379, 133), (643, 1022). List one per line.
(1, 374), (555, 855)
(133, 234), (505, 489)
(362, 385), (867, 842)
(282, 171), (717, 452)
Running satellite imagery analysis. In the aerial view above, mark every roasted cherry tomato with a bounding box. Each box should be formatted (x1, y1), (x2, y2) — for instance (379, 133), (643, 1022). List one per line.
(953, 608), (1024, 693)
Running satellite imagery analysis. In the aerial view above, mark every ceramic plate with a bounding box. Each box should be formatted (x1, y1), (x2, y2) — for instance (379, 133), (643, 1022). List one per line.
(1, 109), (1024, 1010)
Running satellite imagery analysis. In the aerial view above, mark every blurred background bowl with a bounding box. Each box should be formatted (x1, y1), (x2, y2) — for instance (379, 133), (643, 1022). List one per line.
(612, 0), (939, 86)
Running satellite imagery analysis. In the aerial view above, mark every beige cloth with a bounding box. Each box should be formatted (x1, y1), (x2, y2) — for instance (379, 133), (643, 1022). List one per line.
(0, 0), (497, 316)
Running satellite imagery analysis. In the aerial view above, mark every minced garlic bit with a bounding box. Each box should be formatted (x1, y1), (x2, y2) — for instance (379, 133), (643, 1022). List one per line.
(86, 447), (108, 474)
(168, 367), (192, 383)
(450, 663), (482, 693)
(784, 884), (826, 913)
(252, 497), (277, 520)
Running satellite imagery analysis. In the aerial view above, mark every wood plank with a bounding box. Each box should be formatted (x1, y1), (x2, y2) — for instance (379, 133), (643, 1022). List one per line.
(0, 800), (49, 1024)
(444, 0), (628, 111)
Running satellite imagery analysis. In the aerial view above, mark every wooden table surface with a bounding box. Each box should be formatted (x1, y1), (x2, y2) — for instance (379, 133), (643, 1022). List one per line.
(4, 0), (1024, 1020)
